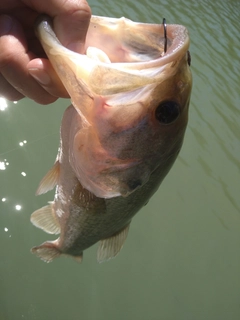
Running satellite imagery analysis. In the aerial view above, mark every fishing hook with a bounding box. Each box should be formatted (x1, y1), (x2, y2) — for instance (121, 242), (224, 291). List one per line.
(163, 18), (167, 53)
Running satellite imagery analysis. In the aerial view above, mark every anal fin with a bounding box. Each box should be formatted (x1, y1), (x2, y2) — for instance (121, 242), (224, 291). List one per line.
(30, 202), (60, 234)
(31, 240), (61, 263)
(73, 254), (83, 263)
(36, 160), (60, 195)
(97, 223), (130, 263)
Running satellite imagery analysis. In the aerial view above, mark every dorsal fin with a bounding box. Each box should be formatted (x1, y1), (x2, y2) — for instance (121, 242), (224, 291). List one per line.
(36, 160), (60, 195)
(30, 202), (61, 234)
(97, 223), (130, 263)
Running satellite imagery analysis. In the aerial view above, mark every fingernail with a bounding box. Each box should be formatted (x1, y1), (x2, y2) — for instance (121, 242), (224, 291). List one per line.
(28, 68), (51, 86)
(0, 15), (13, 35)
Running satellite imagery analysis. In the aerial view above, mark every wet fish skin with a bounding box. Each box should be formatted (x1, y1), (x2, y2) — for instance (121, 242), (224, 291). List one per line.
(30, 15), (192, 263)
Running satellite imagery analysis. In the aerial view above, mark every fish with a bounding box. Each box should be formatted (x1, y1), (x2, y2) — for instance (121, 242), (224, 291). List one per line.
(30, 14), (192, 263)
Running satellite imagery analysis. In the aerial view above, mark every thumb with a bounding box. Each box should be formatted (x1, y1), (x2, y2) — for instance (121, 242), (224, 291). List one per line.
(23, 0), (91, 53)
(53, 1), (91, 53)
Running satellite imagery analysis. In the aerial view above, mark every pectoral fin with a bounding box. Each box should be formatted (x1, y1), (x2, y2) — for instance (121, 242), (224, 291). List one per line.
(30, 202), (60, 234)
(36, 160), (60, 195)
(97, 223), (130, 263)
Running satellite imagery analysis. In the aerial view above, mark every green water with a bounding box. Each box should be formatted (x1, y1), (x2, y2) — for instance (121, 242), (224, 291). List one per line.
(0, 0), (239, 319)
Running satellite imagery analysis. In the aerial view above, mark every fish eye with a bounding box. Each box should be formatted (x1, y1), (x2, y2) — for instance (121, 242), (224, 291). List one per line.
(155, 101), (180, 124)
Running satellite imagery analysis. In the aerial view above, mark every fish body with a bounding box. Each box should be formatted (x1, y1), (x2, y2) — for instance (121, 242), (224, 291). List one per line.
(31, 15), (192, 263)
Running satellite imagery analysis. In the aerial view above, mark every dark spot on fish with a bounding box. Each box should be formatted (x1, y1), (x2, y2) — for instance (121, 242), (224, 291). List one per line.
(155, 101), (180, 124)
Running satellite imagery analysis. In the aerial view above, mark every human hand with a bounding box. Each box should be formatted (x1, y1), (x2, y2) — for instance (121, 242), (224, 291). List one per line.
(0, 0), (91, 104)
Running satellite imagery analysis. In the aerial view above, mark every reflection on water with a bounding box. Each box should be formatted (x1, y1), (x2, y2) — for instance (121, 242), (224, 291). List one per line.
(0, 97), (8, 111)
(0, 0), (240, 319)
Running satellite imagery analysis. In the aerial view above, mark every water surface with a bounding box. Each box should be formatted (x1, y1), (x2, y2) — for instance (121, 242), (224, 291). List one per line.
(0, 0), (239, 319)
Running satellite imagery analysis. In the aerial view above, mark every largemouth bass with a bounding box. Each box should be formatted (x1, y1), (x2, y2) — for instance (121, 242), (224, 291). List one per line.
(30, 15), (192, 263)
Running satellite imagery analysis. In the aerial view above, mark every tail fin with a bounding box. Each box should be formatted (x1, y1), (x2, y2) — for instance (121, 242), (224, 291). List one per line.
(31, 240), (61, 263)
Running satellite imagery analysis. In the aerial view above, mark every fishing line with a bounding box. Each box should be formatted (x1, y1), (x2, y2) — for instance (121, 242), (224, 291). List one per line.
(0, 132), (58, 156)
(163, 18), (167, 53)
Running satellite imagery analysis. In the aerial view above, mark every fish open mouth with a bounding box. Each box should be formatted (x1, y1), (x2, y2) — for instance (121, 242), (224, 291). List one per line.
(84, 15), (189, 66)
(85, 17), (169, 63)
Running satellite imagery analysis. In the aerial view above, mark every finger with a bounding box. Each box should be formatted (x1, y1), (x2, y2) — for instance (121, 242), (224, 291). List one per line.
(0, 15), (58, 104)
(28, 58), (69, 98)
(22, 0), (91, 52)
